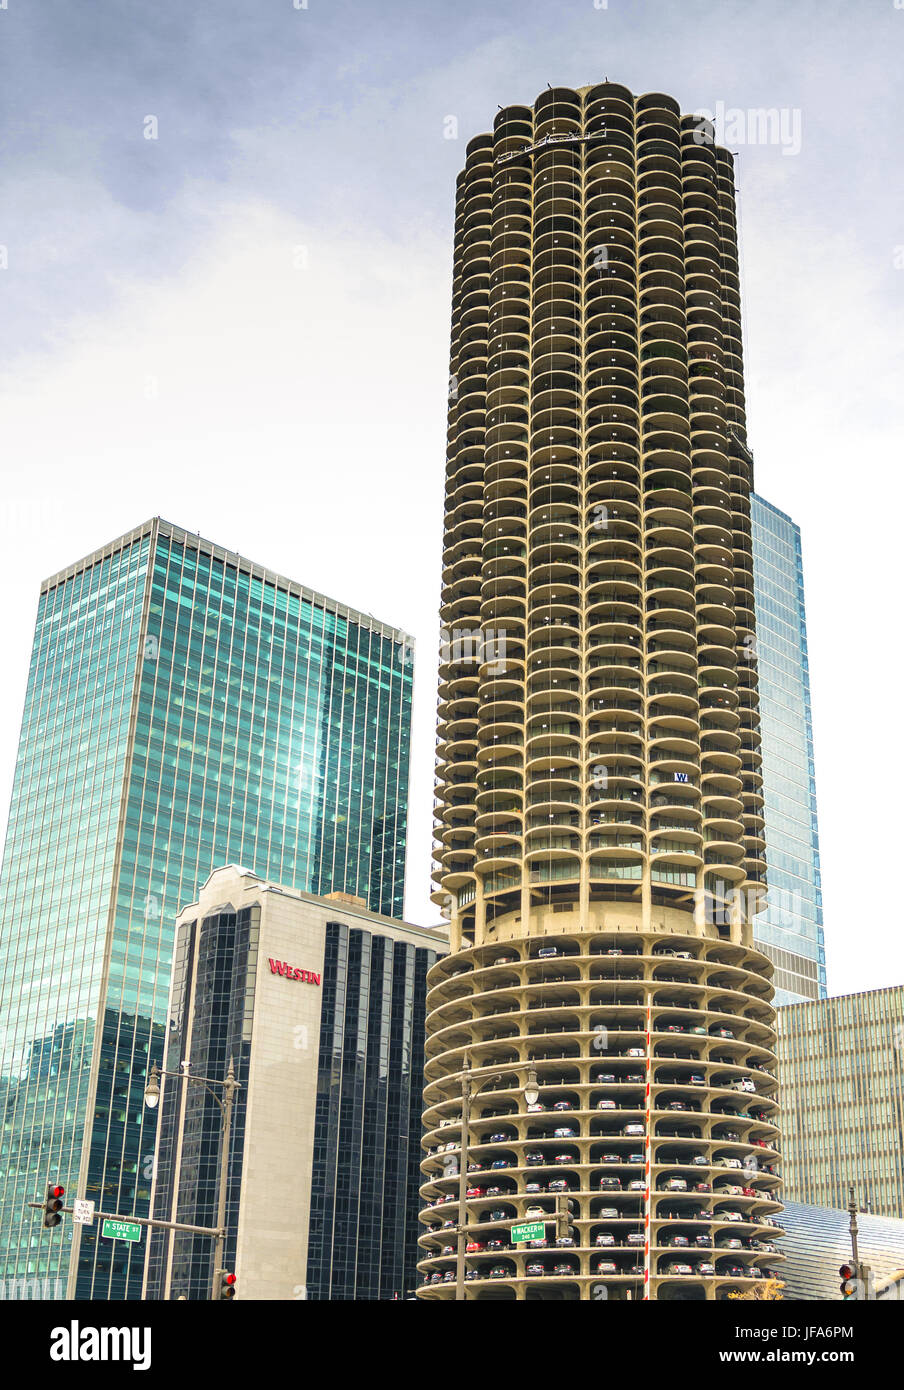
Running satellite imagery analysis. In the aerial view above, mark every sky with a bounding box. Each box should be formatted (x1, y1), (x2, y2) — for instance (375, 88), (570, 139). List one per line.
(0, 0), (902, 995)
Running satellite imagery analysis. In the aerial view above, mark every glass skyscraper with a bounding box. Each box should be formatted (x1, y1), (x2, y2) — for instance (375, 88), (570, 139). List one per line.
(0, 517), (412, 1299)
(750, 495), (825, 1003)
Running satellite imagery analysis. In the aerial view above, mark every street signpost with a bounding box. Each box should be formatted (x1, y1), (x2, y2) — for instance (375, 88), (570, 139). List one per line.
(511, 1220), (545, 1244)
(72, 1199), (95, 1226)
(101, 1218), (142, 1243)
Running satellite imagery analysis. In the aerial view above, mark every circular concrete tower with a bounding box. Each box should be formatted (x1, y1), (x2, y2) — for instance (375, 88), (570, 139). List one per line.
(418, 82), (783, 1301)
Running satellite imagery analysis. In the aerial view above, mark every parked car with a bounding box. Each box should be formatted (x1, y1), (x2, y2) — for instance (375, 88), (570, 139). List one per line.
(525, 1262), (545, 1277)
(599, 1177), (622, 1191)
(623, 1123), (644, 1137)
(596, 1098), (617, 1110)
(554, 1126), (577, 1138)
(662, 1262), (693, 1275)
(595, 1232), (616, 1247)
(553, 1100), (574, 1111)
(594, 1259), (618, 1274)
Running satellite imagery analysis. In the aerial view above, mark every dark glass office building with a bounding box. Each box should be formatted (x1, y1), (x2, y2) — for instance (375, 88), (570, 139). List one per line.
(144, 868), (445, 1300)
(750, 495), (825, 1002)
(0, 519), (412, 1298)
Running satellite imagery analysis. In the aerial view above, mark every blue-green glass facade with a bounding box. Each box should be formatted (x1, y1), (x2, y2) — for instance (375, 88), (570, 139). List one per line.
(750, 495), (825, 1004)
(0, 518), (412, 1298)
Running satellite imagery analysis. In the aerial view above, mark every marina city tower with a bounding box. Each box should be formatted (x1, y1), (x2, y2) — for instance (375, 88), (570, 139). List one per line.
(418, 83), (783, 1301)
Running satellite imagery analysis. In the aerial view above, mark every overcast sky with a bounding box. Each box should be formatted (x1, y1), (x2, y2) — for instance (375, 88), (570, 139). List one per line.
(1, 0), (902, 995)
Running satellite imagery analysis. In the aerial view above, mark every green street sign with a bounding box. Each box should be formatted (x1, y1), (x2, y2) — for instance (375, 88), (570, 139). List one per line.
(101, 1218), (142, 1244)
(511, 1220), (546, 1244)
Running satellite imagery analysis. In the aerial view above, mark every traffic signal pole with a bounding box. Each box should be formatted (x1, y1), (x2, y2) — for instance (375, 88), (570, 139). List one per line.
(27, 1198), (224, 1239)
(847, 1184), (872, 1300)
(210, 1060), (238, 1301)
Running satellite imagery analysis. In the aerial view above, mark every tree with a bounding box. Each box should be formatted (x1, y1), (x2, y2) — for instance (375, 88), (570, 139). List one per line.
(727, 1278), (785, 1301)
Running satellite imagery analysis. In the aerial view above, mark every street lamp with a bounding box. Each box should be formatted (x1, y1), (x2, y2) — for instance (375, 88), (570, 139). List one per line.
(144, 1058), (240, 1299)
(454, 1057), (542, 1300)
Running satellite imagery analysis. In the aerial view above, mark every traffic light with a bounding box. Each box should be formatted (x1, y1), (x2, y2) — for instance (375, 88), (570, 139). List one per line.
(219, 1271), (237, 1300)
(839, 1263), (857, 1298)
(43, 1184), (65, 1229)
